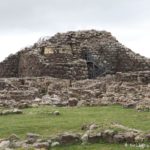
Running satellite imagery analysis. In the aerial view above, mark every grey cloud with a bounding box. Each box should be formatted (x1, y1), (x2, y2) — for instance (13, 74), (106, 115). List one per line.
(0, 0), (150, 32)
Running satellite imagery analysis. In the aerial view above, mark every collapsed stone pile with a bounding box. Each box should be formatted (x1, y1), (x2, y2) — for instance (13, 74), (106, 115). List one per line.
(0, 71), (149, 110)
(0, 124), (149, 150)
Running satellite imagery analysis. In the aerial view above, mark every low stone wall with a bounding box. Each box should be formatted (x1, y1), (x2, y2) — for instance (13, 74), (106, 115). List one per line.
(0, 72), (149, 109)
(116, 71), (150, 83)
(0, 124), (149, 149)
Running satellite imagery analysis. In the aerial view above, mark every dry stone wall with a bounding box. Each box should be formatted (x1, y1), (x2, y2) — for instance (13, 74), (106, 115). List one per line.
(18, 50), (88, 79)
(116, 71), (150, 83)
(18, 51), (44, 77)
(0, 30), (149, 79)
(0, 54), (20, 77)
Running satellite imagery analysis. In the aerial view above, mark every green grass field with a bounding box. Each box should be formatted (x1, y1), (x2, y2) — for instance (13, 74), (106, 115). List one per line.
(51, 143), (146, 150)
(17, 143), (148, 150)
(0, 105), (150, 138)
(0, 105), (150, 150)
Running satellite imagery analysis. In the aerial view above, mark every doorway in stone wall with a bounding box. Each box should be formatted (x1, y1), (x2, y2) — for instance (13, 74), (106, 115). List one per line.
(87, 62), (103, 79)
(81, 50), (94, 78)
(87, 62), (95, 78)
(40, 47), (45, 55)
(81, 50), (103, 79)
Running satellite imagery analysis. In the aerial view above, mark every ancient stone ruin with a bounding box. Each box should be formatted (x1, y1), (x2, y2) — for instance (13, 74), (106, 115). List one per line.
(0, 30), (150, 149)
(0, 30), (150, 79)
(0, 30), (149, 110)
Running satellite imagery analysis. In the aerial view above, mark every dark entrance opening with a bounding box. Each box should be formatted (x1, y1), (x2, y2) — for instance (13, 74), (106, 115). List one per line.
(40, 47), (45, 55)
(87, 62), (96, 79)
(87, 62), (104, 79)
(81, 50), (104, 79)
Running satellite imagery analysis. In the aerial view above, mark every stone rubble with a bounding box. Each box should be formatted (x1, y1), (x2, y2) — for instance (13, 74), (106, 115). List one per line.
(0, 108), (23, 115)
(0, 123), (149, 150)
(0, 71), (149, 110)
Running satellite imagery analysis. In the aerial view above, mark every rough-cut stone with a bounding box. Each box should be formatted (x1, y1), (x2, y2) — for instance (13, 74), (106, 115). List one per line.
(13, 109), (23, 114)
(51, 141), (60, 147)
(0, 141), (10, 149)
(26, 133), (40, 139)
(33, 142), (49, 149)
(102, 129), (116, 143)
(123, 132), (137, 143)
(51, 111), (60, 116)
(113, 134), (125, 143)
(42, 94), (61, 105)
(81, 123), (99, 131)
(26, 133), (40, 144)
(68, 98), (78, 107)
(0, 109), (23, 115)
(88, 133), (102, 143)
(58, 133), (81, 145)
(77, 100), (87, 107)
(136, 99), (150, 112)
(81, 133), (88, 144)
(123, 102), (137, 109)
(134, 134), (145, 143)
(8, 134), (20, 141)
(145, 134), (150, 142)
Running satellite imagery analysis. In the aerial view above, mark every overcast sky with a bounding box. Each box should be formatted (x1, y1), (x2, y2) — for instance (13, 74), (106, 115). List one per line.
(0, 0), (150, 61)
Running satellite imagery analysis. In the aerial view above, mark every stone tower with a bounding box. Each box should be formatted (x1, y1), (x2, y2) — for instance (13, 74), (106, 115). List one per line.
(0, 30), (149, 79)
